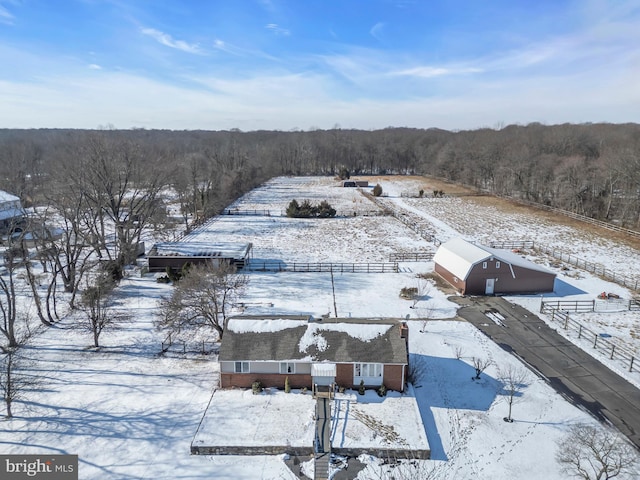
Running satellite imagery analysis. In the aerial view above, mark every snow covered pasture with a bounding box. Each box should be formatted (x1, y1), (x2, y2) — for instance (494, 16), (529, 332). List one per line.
(2, 175), (639, 479)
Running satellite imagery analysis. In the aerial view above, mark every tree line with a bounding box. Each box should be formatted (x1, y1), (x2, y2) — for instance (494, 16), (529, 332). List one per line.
(1, 122), (639, 229)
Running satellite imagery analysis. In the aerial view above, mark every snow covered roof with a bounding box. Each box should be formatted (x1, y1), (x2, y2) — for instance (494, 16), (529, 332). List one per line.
(434, 238), (553, 280)
(221, 316), (408, 364)
(149, 241), (251, 259)
(0, 190), (24, 222)
(0, 190), (20, 203)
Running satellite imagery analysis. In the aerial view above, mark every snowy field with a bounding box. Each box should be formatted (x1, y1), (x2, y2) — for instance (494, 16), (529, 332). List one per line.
(2, 175), (639, 479)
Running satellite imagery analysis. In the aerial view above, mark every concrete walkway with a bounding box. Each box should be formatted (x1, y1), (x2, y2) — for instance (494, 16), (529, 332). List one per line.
(454, 296), (640, 449)
(314, 397), (331, 480)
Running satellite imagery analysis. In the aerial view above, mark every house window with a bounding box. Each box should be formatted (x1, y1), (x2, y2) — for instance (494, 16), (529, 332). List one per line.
(234, 361), (249, 373)
(482, 261), (487, 269)
(354, 363), (383, 378)
(453, 277), (458, 283)
(280, 362), (296, 374)
(496, 261), (501, 269)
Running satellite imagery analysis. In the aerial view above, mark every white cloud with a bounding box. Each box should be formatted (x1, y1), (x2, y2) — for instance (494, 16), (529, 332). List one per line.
(370, 22), (385, 41)
(393, 65), (483, 78)
(140, 27), (203, 54)
(88, 63), (102, 70)
(265, 23), (290, 36)
(0, 4), (14, 24)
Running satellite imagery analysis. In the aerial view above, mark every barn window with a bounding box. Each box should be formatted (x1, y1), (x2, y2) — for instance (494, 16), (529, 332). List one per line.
(496, 261), (501, 269)
(453, 277), (458, 283)
(482, 262), (487, 269)
(234, 361), (249, 373)
(280, 362), (296, 374)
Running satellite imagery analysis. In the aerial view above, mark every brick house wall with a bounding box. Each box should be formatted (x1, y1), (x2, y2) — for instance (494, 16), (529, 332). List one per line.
(220, 373), (312, 389)
(335, 363), (354, 389)
(383, 364), (405, 392)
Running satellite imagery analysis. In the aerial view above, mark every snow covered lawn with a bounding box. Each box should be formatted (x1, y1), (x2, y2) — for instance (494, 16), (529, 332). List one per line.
(192, 387), (429, 455)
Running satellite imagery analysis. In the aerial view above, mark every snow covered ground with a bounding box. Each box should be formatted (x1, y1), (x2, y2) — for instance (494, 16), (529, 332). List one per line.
(2, 175), (639, 479)
(192, 387), (429, 454)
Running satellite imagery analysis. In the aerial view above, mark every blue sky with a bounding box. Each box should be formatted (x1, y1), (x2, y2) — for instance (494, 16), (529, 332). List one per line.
(1, 0), (639, 130)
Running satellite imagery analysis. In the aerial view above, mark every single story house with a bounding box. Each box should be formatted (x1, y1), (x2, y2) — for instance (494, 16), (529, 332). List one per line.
(147, 241), (252, 273)
(219, 316), (409, 392)
(0, 190), (25, 234)
(433, 238), (556, 295)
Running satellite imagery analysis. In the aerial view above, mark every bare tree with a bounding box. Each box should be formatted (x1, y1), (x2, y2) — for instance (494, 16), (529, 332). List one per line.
(64, 133), (168, 267)
(0, 239), (26, 350)
(452, 345), (465, 360)
(0, 346), (39, 418)
(472, 357), (492, 380)
(497, 364), (529, 422)
(557, 424), (639, 480)
(79, 274), (117, 348)
(158, 262), (248, 340)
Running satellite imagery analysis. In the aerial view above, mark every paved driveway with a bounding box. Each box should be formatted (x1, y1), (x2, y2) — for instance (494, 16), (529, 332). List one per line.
(453, 296), (640, 449)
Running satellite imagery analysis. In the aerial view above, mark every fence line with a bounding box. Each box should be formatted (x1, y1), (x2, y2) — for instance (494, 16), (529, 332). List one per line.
(389, 252), (435, 262)
(223, 208), (278, 216)
(541, 299), (640, 313)
(244, 261), (399, 273)
(361, 191), (442, 246)
(533, 244), (640, 291)
(502, 195), (640, 240)
(488, 240), (536, 250)
(540, 306), (637, 373)
(487, 240), (640, 292)
(161, 332), (219, 355)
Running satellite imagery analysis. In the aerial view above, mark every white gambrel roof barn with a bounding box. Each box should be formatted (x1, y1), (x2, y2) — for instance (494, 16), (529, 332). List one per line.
(434, 238), (556, 295)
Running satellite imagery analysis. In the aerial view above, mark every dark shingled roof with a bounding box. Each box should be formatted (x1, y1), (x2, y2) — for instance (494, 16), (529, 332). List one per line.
(220, 316), (408, 365)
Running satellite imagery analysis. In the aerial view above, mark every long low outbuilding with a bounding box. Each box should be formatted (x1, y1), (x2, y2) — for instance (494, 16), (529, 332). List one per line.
(147, 241), (252, 272)
(434, 238), (556, 295)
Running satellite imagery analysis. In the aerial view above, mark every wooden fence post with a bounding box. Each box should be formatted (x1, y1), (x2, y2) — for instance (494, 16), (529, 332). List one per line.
(630, 357), (635, 372)
(578, 325), (582, 339)
(610, 345), (615, 359)
(593, 334), (598, 349)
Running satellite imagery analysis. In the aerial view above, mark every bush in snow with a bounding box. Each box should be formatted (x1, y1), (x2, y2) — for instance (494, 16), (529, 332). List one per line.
(252, 381), (262, 395)
(358, 380), (366, 395)
(377, 384), (387, 397)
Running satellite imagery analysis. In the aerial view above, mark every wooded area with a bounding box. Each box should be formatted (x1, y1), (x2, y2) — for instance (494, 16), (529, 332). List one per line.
(1, 122), (639, 231)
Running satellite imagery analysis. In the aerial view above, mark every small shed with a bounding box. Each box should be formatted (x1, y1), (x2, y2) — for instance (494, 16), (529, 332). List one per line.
(147, 241), (252, 273)
(342, 180), (369, 187)
(433, 238), (556, 295)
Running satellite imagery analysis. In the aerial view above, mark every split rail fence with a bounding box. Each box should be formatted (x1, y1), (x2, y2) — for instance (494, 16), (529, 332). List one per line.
(540, 303), (637, 372)
(388, 252), (434, 262)
(244, 262), (399, 273)
(488, 240), (640, 291)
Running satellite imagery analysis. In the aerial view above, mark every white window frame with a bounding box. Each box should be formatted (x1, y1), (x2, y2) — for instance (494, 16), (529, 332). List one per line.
(279, 362), (296, 374)
(482, 261), (488, 269)
(234, 361), (249, 373)
(354, 363), (383, 379)
(496, 261), (501, 269)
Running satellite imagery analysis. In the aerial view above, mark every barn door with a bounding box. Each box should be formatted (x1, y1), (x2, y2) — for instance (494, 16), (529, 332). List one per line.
(485, 278), (495, 295)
